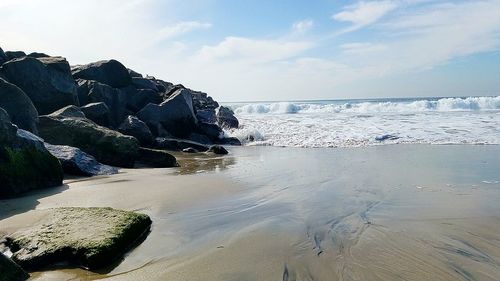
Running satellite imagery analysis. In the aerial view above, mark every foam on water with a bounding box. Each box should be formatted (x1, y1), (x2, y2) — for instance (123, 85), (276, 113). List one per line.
(225, 96), (500, 147)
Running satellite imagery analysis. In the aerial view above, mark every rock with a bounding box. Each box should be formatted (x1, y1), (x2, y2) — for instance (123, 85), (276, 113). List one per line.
(187, 132), (213, 145)
(197, 122), (223, 142)
(118, 115), (153, 146)
(0, 47), (7, 65)
(71, 59), (132, 88)
(375, 134), (400, 141)
(196, 109), (217, 123)
(218, 137), (242, 146)
(121, 86), (162, 113)
(128, 68), (143, 78)
(5, 207), (151, 270)
(0, 56), (78, 114)
(0, 108), (63, 198)
(182, 147), (198, 153)
(132, 77), (159, 91)
(38, 115), (140, 167)
(136, 147), (178, 168)
(217, 106), (239, 129)
(155, 137), (209, 152)
(207, 145), (228, 155)
(137, 88), (198, 138)
(0, 78), (38, 133)
(49, 105), (86, 118)
(4, 51), (26, 61)
(192, 90), (219, 111)
(27, 52), (49, 58)
(80, 102), (111, 127)
(0, 253), (30, 281)
(45, 144), (118, 176)
(77, 79), (128, 127)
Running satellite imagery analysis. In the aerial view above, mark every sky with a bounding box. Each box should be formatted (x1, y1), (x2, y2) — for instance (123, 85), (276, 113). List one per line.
(1, 0), (500, 102)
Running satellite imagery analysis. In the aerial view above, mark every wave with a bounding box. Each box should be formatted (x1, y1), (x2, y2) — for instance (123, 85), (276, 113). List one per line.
(232, 96), (500, 115)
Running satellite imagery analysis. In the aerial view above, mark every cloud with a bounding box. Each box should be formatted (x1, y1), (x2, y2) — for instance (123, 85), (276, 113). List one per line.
(155, 21), (212, 42)
(292, 19), (314, 34)
(332, 1), (398, 32)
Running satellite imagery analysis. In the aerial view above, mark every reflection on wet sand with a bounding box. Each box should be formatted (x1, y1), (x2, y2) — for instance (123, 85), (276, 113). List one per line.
(171, 151), (237, 175)
(2, 145), (500, 281)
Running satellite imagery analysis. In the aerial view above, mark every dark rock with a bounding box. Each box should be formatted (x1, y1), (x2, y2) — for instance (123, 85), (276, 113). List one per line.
(0, 108), (63, 198)
(207, 145), (228, 155)
(80, 102), (111, 127)
(217, 106), (239, 129)
(182, 147), (198, 153)
(136, 147), (178, 168)
(45, 144), (118, 176)
(27, 52), (50, 58)
(137, 88), (198, 138)
(132, 77), (159, 91)
(38, 114), (139, 168)
(5, 207), (151, 270)
(0, 78), (38, 133)
(77, 79), (128, 127)
(197, 122), (223, 142)
(187, 132), (213, 145)
(196, 109), (217, 123)
(192, 90), (219, 111)
(218, 137), (242, 146)
(0, 56), (78, 114)
(128, 68), (143, 78)
(155, 137), (209, 152)
(0, 253), (30, 281)
(121, 86), (162, 113)
(375, 134), (400, 141)
(49, 105), (86, 118)
(4, 51), (26, 61)
(71, 59), (132, 88)
(118, 115), (153, 146)
(0, 47), (7, 65)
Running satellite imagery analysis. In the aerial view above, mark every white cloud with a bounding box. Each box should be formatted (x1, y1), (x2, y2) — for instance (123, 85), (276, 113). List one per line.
(155, 21), (212, 42)
(292, 19), (314, 34)
(332, 1), (398, 32)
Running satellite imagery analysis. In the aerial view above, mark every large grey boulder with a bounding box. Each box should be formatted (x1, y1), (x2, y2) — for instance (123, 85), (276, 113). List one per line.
(45, 144), (118, 176)
(71, 59), (132, 88)
(118, 115), (153, 146)
(155, 137), (209, 152)
(0, 47), (7, 65)
(132, 77), (159, 91)
(49, 105), (86, 118)
(80, 102), (111, 127)
(4, 51), (26, 61)
(77, 79), (129, 127)
(0, 253), (29, 281)
(217, 106), (239, 129)
(137, 88), (198, 138)
(38, 114), (140, 168)
(0, 108), (63, 198)
(0, 78), (38, 133)
(197, 122), (223, 142)
(121, 86), (162, 113)
(136, 147), (178, 168)
(5, 207), (151, 270)
(0, 56), (78, 114)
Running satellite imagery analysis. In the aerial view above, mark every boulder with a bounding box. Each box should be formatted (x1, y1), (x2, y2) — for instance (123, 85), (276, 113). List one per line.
(80, 102), (111, 127)
(128, 68), (143, 78)
(207, 145), (228, 155)
(217, 106), (239, 129)
(187, 132), (213, 145)
(0, 108), (63, 198)
(0, 253), (30, 281)
(218, 137), (242, 146)
(45, 144), (118, 176)
(182, 147), (198, 153)
(132, 77), (159, 91)
(76, 79), (128, 127)
(196, 109), (217, 123)
(155, 137), (209, 152)
(137, 88), (198, 138)
(0, 47), (7, 65)
(197, 122), (223, 142)
(0, 78), (38, 133)
(71, 59), (132, 88)
(118, 115), (153, 146)
(0, 56), (78, 114)
(4, 51), (26, 61)
(121, 86), (162, 113)
(5, 207), (152, 270)
(136, 147), (178, 168)
(38, 114), (139, 168)
(27, 52), (49, 58)
(49, 105), (86, 118)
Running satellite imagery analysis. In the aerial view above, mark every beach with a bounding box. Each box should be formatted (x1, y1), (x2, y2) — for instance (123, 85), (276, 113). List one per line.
(1, 144), (499, 280)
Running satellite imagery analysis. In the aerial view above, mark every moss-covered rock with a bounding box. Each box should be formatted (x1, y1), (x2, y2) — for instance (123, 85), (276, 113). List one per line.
(5, 207), (152, 270)
(0, 253), (29, 281)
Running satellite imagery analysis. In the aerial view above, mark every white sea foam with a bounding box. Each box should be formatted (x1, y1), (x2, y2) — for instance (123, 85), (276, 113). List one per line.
(224, 96), (500, 148)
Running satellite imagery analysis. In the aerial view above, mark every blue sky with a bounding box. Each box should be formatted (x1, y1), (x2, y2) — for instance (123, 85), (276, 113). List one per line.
(1, 0), (500, 101)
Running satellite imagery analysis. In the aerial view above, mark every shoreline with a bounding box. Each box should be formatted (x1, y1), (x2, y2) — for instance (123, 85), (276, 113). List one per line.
(1, 144), (500, 280)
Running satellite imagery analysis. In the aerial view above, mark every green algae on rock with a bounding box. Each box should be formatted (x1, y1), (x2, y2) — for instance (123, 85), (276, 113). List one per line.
(0, 253), (29, 281)
(5, 207), (152, 270)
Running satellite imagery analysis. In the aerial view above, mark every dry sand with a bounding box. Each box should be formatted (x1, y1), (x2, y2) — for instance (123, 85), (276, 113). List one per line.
(1, 145), (500, 280)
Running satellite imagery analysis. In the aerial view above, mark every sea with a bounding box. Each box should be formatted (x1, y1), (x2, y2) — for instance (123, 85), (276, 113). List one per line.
(223, 96), (500, 147)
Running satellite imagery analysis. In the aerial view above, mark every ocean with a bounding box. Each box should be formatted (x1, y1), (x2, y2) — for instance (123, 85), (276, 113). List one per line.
(224, 96), (500, 147)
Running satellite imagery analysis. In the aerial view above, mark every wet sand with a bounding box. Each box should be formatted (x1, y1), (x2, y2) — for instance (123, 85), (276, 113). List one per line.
(1, 145), (500, 280)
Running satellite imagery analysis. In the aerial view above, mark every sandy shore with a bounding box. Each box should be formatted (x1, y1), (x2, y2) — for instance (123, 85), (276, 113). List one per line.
(1, 145), (500, 280)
